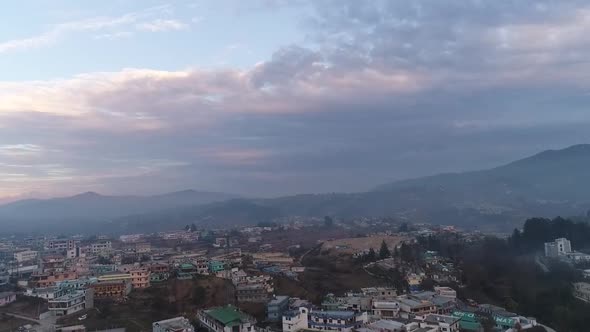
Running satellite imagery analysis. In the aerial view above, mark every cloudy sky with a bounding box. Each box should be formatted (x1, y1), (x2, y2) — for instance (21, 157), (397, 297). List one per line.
(1, 0), (590, 201)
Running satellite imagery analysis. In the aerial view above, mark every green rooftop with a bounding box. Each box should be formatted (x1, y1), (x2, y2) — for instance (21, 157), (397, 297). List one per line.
(207, 306), (247, 326)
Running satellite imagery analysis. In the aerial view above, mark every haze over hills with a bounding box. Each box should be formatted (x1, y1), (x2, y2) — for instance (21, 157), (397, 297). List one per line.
(0, 190), (239, 232)
(1, 144), (590, 234)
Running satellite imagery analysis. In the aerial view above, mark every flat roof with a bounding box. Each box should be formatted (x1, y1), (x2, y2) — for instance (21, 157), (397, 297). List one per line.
(310, 310), (356, 319)
(205, 307), (248, 326)
(268, 296), (289, 305)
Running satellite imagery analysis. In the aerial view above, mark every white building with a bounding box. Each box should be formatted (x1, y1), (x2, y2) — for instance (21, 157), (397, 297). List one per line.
(573, 282), (590, 303)
(153, 317), (194, 332)
(283, 307), (310, 332)
(283, 307), (367, 332)
(91, 241), (112, 254)
(371, 301), (400, 319)
(48, 290), (88, 317)
(14, 250), (38, 263)
(544, 238), (572, 257)
(434, 287), (457, 299)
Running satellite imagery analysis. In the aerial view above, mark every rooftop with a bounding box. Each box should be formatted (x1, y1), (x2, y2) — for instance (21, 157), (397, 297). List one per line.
(424, 314), (459, 325)
(310, 310), (356, 319)
(0, 291), (16, 298)
(205, 306), (250, 326)
(268, 296), (289, 306)
(154, 317), (194, 331)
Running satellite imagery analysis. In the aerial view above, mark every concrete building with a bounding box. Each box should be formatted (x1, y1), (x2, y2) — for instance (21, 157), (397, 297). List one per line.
(236, 283), (269, 303)
(421, 314), (460, 332)
(14, 250), (38, 263)
(130, 268), (151, 289)
(0, 292), (16, 306)
(153, 317), (195, 332)
(371, 301), (400, 319)
(398, 298), (437, 318)
(48, 239), (78, 251)
(357, 319), (406, 332)
(30, 272), (78, 288)
(0, 264), (9, 286)
(198, 306), (256, 332)
(283, 306), (367, 332)
(267, 296), (290, 321)
(208, 261), (225, 273)
(544, 238), (572, 257)
(283, 307), (310, 332)
(91, 280), (131, 299)
(573, 282), (590, 303)
(91, 241), (112, 254)
(48, 290), (90, 317)
(434, 287), (457, 299)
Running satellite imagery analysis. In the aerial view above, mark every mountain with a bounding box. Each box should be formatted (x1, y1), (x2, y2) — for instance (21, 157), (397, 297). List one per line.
(3, 145), (590, 234)
(120, 144), (590, 232)
(0, 190), (238, 233)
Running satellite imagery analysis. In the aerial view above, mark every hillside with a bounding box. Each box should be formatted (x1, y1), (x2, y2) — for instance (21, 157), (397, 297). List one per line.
(0, 190), (238, 233)
(3, 144), (590, 234)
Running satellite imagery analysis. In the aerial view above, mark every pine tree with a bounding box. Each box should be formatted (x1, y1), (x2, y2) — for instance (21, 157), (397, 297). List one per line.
(379, 240), (391, 259)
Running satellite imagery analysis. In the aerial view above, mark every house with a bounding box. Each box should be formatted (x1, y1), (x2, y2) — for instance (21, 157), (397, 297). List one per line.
(198, 305), (256, 332)
(0, 292), (16, 306)
(398, 298), (437, 318)
(573, 282), (590, 303)
(91, 280), (131, 300)
(130, 268), (151, 289)
(544, 238), (571, 257)
(14, 250), (38, 263)
(358, 319), (406, 332)
(30, 272), (78, 288)
(267, 296), (290, 321)
(283, 306), (368, 332)
(48, 290), (90, 317)
(421, 314), (460, 332)
(91, 241), (112, 254)
(434, 287), (456, 299)
(236, 284), (269, 303)
(208, 261), (225, 273)
(153, 317), (194, 332)
(372, 301), (400, 319)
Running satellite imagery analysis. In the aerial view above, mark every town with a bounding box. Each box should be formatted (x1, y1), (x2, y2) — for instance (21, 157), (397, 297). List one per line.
(1, 217), (588, 332)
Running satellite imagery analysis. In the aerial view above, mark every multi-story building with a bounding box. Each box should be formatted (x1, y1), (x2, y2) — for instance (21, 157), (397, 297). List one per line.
(283, 307), (367, 332)
(48, 290), (90, 317)
(91, 280), (131, 300)
(573, 282), (590, 303)
(130, 268), (151, 289)
(398, 298), (437, 318)
(14, 250), (38, 263)
(25, 286), (70, 300)
(0, 292), (16, 307)
(153, 317), (195, 332)
(371, 301), (400, 319)
(198, 305), (256, 332)
(421, 314), (460, 332)
(30, 272), (78, 288)
(236, 284), (269, 303)
(544, 238), (572, 257)
(208, 261), (225, 273)
(267, 296), (290, 321)
(47, 239), (79, 252)
(0, 264), (9, 286)
(55, 277), (98, 291)
(434, 287), (457, 299)
(91, 241), (112, 254)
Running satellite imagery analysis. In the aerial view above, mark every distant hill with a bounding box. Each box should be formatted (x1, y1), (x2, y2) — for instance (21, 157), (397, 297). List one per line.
(0, 190), (238, 233)
(120, 144), (590, 232)
(3, 144), (590, 234)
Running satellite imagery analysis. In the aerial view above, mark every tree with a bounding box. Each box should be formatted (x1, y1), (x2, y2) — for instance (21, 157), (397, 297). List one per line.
(419, 278), (436, 291)
(393, 246), (399, 258)
(190, 223), (197, 232)
(324, 216), (334, 227)
(184, 224), (190, 232)
(366, 248), (377, 262)
(379, 240), (391, 259)
(398, 222), (409, 232)
(193, 286), (206, 306)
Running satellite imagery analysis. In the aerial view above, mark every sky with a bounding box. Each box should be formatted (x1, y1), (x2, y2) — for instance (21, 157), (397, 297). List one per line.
(1, 0), (590, 201)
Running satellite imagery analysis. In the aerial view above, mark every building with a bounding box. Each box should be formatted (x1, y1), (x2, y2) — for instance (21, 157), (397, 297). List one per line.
(56, 277), (98, 291)
(0, 292), (16, 306)
(434, 287), (457, 299)
(358, 319), (406, 332)
(48, 239), (78, 251)
(573, 282), (590, 303)
(0, 264), (9, 286)
(236, 283), (270, 303)
(130, 268), (151, 289)
(421, 314), (460, 332)
(48, 290), (89, 317)
(371, 301), (400, 319)
(544, 238), (572, 257)
(307, 310), (367, 332)
(91, 241), (112, 254)
(91, 280), (131, 300)
(268, 296), (290, 321)
(398, 298), (437, 318)
(30, 272), (78, 288)
(14, 250), (38, 263)
(208, 261), (225, 273)
(198, 306), (256, 332)
(25, 286), (70, 300)
(153, 317), (195, 332)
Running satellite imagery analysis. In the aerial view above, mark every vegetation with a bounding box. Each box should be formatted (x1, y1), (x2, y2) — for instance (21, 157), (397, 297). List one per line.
(379, 240), (391, 259)
(509, 217), (590, 253)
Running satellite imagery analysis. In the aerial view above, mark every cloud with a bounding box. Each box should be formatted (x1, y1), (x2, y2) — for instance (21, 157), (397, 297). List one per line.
(3, 1), (590, 197)
(0, 5), (184, 54)
(136, 19), (189, 32)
